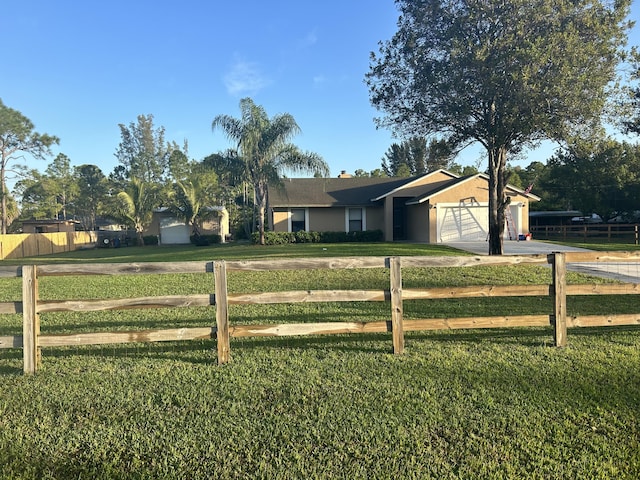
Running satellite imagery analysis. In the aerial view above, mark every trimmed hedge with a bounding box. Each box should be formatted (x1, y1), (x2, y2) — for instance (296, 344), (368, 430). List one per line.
(143, 235), (159, 246)
(251, 230), (384, 245)
(190, 234), (222, 246)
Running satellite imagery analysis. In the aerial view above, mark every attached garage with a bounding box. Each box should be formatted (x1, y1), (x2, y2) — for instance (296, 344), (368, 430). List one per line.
(437, 203), (489, 242)
(437, 203), (523, 242)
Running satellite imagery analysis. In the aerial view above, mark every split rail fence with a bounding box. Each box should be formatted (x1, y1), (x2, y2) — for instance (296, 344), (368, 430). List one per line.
(530, 223), (640, 243)
(2, 251), (640, 374)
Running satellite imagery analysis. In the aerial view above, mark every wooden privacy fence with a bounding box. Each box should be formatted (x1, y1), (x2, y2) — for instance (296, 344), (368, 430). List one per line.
(2, 251), (640, 374)
(0, 231), (97, 260)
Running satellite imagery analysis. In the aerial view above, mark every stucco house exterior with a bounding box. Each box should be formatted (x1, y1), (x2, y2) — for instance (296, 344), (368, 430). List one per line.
(268, 170), (540, 243)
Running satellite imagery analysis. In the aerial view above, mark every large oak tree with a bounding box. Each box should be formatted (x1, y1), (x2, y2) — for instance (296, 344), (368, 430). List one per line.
(366, 0), (632, 254)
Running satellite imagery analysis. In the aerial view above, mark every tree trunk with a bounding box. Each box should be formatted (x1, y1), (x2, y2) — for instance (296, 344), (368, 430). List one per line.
(256, 182), (267, 245)
(1, 163), (6, 235)
(487, 145), (508, 255)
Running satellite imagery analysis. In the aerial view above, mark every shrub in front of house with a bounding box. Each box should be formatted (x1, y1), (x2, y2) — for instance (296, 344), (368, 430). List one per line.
(143, 235), (159, 246)
(252, 231), (296, 245)
(190, 234), (222, 246)
(251, 230), (383, 245)
(319, 230), (384, 243)
(294, 230), (321, 243)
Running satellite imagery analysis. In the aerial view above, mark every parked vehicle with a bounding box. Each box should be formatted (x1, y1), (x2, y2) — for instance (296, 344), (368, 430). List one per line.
(571, 213), (603, 224)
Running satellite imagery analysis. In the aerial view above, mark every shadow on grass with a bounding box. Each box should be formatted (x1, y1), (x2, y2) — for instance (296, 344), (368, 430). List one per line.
(0, 349), (25, 376)
(3, 325), (640, 377)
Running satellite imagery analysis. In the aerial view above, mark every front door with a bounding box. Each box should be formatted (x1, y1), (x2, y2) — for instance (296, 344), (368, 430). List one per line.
(393, 197), (410, 241)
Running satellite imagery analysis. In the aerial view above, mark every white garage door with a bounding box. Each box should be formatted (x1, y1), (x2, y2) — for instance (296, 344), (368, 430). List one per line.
(438, 205), (488, 242)
(437, 204), (521, 242)
(159, 217), (191, 244)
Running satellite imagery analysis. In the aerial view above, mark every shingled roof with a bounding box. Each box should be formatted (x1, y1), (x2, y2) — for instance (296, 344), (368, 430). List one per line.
(269, 171), (540, 208)
(269, 177), (416, 207)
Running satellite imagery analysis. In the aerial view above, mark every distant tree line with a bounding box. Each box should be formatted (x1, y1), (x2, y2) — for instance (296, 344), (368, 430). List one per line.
(1, 99), (327, 244)
(5, 90), (640, 242)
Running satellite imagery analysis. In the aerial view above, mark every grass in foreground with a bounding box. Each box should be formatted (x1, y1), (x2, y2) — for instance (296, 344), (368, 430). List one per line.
(1, 242), (639, 478)
(0, 241), (466, 265)
(1, 329), (639, 479)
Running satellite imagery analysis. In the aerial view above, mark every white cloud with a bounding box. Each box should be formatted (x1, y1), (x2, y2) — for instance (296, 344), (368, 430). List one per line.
(313, 75), (327, 86)
(223, 58), (270, 96)
(298, 29), (318, 50)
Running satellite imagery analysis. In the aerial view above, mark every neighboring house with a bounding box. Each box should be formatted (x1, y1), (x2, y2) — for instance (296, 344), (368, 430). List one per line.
(21, 219), (79, 234)
(146, 207), (230, 245)
(268, 170), (540, 243)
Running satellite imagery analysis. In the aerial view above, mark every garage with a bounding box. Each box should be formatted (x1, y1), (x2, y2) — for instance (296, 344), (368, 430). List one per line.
(437, 203), (521, 242)
(159, 217), (191, 244)
(437, 204), (488, 242)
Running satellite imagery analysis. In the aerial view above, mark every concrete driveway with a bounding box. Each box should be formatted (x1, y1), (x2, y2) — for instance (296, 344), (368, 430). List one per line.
(444, 240), (590, 256)
(445, 240), (640, 283)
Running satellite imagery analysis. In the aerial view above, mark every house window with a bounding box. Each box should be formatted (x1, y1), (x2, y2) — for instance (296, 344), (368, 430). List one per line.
(290, 208), (306, 232)
(348, 208), (363, 232)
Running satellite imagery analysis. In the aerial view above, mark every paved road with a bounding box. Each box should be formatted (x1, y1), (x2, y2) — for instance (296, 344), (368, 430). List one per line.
(445, 240), (640, 283)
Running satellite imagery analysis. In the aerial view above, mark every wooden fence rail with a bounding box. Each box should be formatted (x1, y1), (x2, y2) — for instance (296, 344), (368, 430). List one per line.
(1, 251), (640, 374)
(531, 224), (640, 243)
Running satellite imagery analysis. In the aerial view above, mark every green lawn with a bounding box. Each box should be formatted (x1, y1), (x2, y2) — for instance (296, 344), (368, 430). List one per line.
(1, 242), (639, 479)
(0, 241), (466, 265)
(538, 238), (640, 251)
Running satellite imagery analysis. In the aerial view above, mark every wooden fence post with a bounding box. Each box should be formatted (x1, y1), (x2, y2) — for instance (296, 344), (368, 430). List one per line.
(551, 252), (567, 347)
(389, 256), (404, 354)
(22, 265), (40, 374)
(214, 260), (231, 365)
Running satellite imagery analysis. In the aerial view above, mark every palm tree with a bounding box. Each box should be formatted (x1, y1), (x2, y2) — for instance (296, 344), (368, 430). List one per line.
(212, 98), (329, 245)
(116, 178), (157, 246)
(169, 165), (219, 239)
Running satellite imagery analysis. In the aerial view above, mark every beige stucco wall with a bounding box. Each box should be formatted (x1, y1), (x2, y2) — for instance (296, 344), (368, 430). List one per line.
(273, 206), (385, 233)
(431, 176), (489, 204)
(147, 216), (161, 236)
(310, 208), (343, 231)
(428, 202), (438, 243)
(366, 207), (385, 231)
(513, 196), (531, 233)
(273, 209), (289, 232)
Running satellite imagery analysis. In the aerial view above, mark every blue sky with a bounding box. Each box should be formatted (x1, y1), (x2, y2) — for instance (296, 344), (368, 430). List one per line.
(2, 0), (640, 188)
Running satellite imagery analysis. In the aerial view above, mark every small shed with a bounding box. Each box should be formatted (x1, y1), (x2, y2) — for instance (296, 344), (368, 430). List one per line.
(21, 219), (79, 234)
(147, 207), (230, 244)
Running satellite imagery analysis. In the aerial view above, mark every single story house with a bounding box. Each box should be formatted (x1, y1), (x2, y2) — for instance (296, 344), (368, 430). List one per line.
(146, 207), (230, 244)
(268, 170), (540, 243)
